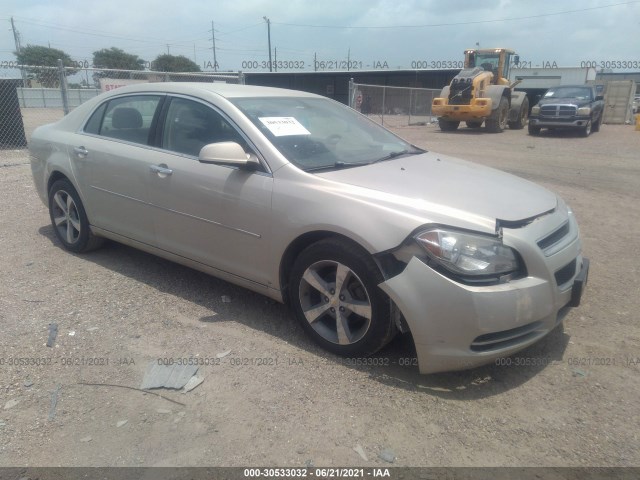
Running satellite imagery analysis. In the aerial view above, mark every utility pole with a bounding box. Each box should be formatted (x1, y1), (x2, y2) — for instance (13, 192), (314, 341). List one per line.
(10, 17), (21, 53)
(10, 17), (27, 85)
(166, 44), (170, 54)
(193, 44), (197, 64)
(347, 48), (350, 72)
(211, 21), (218, 71)
(274, 47), (277, 72)
(263, 16), (272, 72)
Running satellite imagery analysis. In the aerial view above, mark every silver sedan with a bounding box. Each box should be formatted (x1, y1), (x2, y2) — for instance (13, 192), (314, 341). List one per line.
(29, 82), (589, 373)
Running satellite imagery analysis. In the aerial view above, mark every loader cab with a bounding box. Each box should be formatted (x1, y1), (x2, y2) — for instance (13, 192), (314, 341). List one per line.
(465, 48), (516, 86)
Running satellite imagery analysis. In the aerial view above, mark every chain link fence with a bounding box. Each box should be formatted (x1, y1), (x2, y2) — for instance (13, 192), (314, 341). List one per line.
(348, 80), (439, 128)
(0, 63), (244, 163)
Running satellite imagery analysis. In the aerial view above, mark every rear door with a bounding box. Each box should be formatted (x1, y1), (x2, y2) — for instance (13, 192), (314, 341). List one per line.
(72, 94), (164, 246)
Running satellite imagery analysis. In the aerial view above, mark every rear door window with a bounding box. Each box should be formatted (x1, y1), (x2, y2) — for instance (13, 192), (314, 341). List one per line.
(89, 95), (162, 145)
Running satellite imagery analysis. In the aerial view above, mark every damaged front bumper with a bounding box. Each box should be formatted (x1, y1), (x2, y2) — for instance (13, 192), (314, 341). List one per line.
(379, 207), (588, 374)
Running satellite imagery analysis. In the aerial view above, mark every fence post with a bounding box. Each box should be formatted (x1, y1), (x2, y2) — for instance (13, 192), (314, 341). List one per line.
(408, 87), (413, 125)
(381, 86), (386, 126)
(348, 78), (355, 108)
(58, 59), (69, 115)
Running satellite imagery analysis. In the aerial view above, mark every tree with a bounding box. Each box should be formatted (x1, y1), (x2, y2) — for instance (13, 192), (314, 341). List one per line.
(93, 47), (145, 71)
(93, 47), (146, 81)
(152, 54), (201, 73)
(14, 44), (77, 87)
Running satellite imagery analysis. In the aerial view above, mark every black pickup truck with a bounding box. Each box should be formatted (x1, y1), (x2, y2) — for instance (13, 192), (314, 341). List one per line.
(528, 85), (604, 137)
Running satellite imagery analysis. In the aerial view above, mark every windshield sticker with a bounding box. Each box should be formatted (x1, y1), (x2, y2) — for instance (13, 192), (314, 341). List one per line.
(259, 117), (311, 136)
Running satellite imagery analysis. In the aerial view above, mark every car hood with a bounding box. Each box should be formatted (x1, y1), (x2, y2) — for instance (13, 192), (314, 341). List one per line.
(314, 152), (557, 226)
(537, 97), (591, 107)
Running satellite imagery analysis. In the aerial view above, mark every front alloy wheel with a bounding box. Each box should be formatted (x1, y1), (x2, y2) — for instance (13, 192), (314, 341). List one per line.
(290, 239), (395, 356)
(299, 260), (372, 346)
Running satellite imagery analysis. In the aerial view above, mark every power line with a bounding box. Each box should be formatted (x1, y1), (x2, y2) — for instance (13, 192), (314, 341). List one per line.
(272, 1), (639, 29)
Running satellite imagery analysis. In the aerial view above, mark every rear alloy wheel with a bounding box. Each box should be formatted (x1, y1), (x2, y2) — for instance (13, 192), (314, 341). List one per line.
(580, 120), (592, 137)
(438, 119), (460, 131)
(290, 239), (395, 357)
(48, 179), (104, 253)
(485, 97), (509, 133)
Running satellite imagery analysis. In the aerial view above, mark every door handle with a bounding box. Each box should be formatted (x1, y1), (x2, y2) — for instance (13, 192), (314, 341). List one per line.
(150, 164), (173, 175)
(73, 146), (89, 158)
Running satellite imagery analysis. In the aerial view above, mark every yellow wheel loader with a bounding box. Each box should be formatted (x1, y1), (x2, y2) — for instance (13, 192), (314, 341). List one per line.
(432, 48), (529, 133)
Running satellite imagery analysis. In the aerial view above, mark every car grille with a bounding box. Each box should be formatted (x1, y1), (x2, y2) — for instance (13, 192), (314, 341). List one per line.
(537, 221), (571, 251)
(448, 80), (473, 105)
(540, 105), (577, 117)
(470, 321), (544, 352)
(555, 259), (577, 286)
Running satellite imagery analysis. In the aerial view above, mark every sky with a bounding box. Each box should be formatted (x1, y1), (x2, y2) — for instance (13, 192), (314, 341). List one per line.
(1, 0), (639, 75)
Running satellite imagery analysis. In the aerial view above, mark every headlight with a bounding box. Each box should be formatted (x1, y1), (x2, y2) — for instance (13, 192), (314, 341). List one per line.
(531, 106), (540, 115)
(415, 229), (520, 277)
(577, 107), (591, 115)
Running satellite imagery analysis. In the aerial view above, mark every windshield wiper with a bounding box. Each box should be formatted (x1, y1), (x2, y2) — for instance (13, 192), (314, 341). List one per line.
(305, 161), (369, 172)
(371, 148), (424, 164)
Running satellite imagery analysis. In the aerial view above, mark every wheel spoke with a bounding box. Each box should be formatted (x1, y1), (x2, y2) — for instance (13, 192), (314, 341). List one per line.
(302, 269), (332, 297)
(335, 310), (352, 345)
(66, 194), (74, 213)
(53, 215), (66, 227)
(334, 263), (350, 294)
(342, 299), (371, 320)
(69, 216), (81, 232)
(303, 302), (330, 324)
(66, 220), (75, 243)
(54, 193), (67, 214)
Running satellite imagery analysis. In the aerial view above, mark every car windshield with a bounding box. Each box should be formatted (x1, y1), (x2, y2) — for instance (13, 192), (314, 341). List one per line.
(230, 96), (422, 171)
(544, 87), (592, 100)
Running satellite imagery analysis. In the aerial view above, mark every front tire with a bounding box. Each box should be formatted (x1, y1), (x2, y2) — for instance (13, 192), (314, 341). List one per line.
(580, 120), (592, 137)
(485, 97), (509, 133)
(48, 179), (104, 253)
(289, 238), (395, 357)
(508, 97), (529, 130)
(438, 119), (460, 131)
(592, 113), (602, 132)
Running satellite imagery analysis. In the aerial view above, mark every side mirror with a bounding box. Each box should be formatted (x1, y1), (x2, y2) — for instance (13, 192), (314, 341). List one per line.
(198, 142), (259, 169)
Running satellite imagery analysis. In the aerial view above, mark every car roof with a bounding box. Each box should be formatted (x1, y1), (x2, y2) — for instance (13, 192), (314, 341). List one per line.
(101, 82), (322, 99)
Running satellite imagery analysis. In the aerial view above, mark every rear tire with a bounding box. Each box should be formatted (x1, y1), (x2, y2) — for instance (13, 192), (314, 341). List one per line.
(508, 97), (529, 130)
(289, 238), (395, 357)
(438, 119), (460, 132)
(48, 179), (104, 253)
(485, 97), (509, 133)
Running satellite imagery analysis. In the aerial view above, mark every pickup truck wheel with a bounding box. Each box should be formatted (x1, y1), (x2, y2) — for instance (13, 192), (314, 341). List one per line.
(592, 114), (602, 132)
(438, 119), (460, 131)
(485, 97), (509, 133)
(580, 120), (592, 137)
(528, 124), (541, 136)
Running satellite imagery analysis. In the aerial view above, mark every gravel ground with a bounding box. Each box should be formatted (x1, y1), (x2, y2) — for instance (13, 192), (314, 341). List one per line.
(0, 121), (639, 468)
